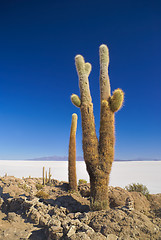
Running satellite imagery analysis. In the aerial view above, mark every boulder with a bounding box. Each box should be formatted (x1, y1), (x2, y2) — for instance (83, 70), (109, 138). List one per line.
(108, 186), (131, 208)
(78, 183), (90, 197)
(130, 192), (150, 213)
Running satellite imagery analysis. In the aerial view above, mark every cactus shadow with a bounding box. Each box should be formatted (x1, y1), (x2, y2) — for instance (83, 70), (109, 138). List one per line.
(54, 182), (70, 192)
(44, 195), (90, 213)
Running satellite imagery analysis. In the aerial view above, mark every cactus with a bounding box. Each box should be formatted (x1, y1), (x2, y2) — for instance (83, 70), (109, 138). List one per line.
(49, 167), (51, 183)
(43, 166), (45, 185)
(45, 170), (48, 183)
(68, 113), (78, 191)
(71, 44), (124, 210)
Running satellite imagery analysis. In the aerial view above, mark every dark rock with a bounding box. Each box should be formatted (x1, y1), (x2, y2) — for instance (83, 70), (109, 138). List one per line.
(78, 183), (90, 197)
(27, 208), (41, 224)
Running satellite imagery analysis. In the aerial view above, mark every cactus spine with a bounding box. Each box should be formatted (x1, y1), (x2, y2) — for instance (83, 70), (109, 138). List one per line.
(71, 44), (124, 210)
(68, 113), (78, 191)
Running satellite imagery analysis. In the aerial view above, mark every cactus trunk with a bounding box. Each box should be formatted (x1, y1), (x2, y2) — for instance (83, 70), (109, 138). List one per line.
(68, 113), (78, 191)
(71, 44), (124, 210)
(90, 173), (109, 210)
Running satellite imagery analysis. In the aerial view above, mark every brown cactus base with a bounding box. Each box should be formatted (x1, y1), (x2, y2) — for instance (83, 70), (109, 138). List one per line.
(90, 175), (109, 211)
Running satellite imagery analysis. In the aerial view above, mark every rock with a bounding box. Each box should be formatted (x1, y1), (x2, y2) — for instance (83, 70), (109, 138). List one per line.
(89, 208), (160, 239)
(90, 232), (107, 239)
(7, 198), (24, 212)
(130, 192), (150, 213)
(107, 234), (118, 240)
(74, 211), (82, 218)
(27, 208), (41, 224)
(108, 186), (131, 208)
(39, 214), (50, 227)
(148, 193), (161, 217)
(0, 176), (161, 240)
(7, 212), (20, 222)
(67, 212), (75, 219)
(76, 212), (89, 224)
(49, 225), (63, 233)
(78, 183), (90, 197)
(62, 218), (81, 234)
(70, 232), (91, 240)
(0, 197), (4, 209)
(47, 227), (64, 240)
(67, 225), (76, 237)
(47, 217), (61, 227)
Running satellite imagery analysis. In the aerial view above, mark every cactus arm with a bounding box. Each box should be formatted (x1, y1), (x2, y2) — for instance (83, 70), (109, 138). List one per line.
(99, 44), (115, 173)
(110, 88), (124, 112)
(85, 62), (92, 76)
(68, 113), (78, 191)
(75, 55), (99, 172)
(75, 55), (92, 104)
(99, 44), (111, 101)
(71, 94), (81, 108)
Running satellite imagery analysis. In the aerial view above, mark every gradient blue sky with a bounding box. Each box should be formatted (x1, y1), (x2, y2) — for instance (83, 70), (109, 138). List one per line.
(0, 0), (161, 160)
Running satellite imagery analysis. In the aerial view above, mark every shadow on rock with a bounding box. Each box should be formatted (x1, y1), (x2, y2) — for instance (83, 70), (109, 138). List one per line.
(54, 182), (69, 192)
(29, 228), (47, 240)
(44, 195), (90, 213)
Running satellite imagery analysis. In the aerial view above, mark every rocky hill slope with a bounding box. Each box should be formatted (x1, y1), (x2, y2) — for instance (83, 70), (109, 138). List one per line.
(0, 176), (160, 239)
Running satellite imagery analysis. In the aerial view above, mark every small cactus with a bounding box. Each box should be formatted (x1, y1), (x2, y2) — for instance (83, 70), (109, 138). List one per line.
(43, 166), (45, 185)
(49, 168), (52, 183)
(68, 113), (78, 191)
(45, 171), (48, 183)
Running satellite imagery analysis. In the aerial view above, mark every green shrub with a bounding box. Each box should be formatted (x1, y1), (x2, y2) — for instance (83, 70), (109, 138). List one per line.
(78, 179), (87, 185)
(35, 190), (49, 199)
(125, 183), (150, 198)
(35, 183), (43, 190)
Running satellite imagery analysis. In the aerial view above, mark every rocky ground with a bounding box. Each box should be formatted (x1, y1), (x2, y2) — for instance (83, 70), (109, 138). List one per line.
(0, 176), (161, 240)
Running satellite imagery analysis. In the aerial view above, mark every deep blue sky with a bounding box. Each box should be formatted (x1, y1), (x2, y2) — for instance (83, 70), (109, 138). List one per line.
(0, 0), (161, 160)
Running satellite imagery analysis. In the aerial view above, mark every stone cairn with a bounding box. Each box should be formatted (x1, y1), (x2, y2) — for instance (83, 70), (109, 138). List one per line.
(125, 197), (134, 211)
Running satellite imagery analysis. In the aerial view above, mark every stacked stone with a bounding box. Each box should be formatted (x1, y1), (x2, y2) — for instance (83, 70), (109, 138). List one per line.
(125, 197), (134, 211)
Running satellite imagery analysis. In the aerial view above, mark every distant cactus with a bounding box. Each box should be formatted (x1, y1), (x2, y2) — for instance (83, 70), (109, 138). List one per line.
(43, 167), (45, 185)
(71, 44), (124, 210)
(68, 113), (78, 191)
(45, 171), (48, 183)
(48, 167), (51, 183)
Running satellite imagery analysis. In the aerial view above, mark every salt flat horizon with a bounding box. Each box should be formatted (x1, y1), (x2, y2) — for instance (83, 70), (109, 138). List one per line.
(0, 160), (161, 194)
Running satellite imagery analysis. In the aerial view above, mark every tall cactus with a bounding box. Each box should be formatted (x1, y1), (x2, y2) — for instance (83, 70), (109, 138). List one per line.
(68, 113), (78, 191)
(71, 44), (124, 210)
